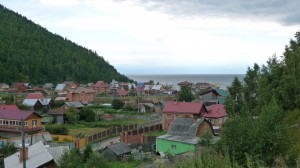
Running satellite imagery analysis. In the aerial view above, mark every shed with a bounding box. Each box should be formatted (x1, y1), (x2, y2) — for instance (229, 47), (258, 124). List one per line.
(102, 142), (131, 161)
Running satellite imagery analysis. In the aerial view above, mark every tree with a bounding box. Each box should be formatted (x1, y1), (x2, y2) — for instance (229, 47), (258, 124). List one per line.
(83, 144), (93, 162)
(111, 99), (124, 109)
(178, 85), (194, 102)
(0, 142), (17, 167)
(65, 106), (79, 124)
(224, 76), (244, 117)
(243, 63), (260, 116)
(59, 148), (83, 168)
(84, 153), (110, 168)
(79, 108), (95, 122)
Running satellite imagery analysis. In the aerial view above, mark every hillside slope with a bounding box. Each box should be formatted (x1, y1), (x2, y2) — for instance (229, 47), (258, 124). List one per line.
(0, 5), (130, 84)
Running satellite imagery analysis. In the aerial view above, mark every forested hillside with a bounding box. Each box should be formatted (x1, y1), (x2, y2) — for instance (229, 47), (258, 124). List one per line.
(0, 5), (130, 84)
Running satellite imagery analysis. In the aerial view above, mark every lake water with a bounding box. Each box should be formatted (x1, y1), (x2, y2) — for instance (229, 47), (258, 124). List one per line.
(127, 74), (245, 87)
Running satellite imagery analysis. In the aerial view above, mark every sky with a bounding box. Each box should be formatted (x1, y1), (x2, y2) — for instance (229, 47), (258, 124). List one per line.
(0, 0), (300, 75)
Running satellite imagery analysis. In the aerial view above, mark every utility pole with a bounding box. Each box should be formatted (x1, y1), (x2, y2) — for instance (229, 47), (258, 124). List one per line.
(21, 118), (26, 168)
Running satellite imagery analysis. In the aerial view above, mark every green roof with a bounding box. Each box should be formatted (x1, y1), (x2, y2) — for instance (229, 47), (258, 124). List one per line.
(216, 89), (229, 97)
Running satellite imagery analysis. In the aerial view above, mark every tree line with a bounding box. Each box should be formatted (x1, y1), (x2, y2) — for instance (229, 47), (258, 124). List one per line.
(0, 5), (130, 84)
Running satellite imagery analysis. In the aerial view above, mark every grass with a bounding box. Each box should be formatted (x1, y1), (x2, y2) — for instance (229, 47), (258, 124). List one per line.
(145, 130), (167, 136)
(68, 127), (107, 136)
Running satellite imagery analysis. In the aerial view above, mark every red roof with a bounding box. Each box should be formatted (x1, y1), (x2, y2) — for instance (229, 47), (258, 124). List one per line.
(203, 104), (228, 118)
(94, 81), (110, 87)
(33, 87), (44, 91)
(48, 106), (67, 115)
(0, 110), (41, 120)
(136, 86), (144, 92)
(0, 104), (19, 111)
(116, 89), (128, 96)
(163, 101), (205, 114)
(26, 93), (45, 99)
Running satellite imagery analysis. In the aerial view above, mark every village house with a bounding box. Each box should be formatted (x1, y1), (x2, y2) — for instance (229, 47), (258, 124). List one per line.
(22, 99), (43, 110)
(162, 101), (207, 130)
(102, 142), (131, 161)
(47, 105), (79, 124)
(93, 80), (110, 94)
(0, 83), (9, 91)
(4, 141), (69, 168)
(178, 81), (195, 88)
(203, 104), (228, 127)
(195, 82), (211, 90)
(199, 88), (221, 102)
(116, 89), (128, 97)
(0, 110), (42, 138)
(156, 117), (213, 155)
(54, 83), (68, 96)
(10, 83), (27, 93)
(62, 81), (77, 89)
(0, 104), (19, 110)
(67, 87), (95, 102)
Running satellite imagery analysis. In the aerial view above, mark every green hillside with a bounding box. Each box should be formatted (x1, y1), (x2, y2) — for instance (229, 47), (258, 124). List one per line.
(0, 5), (130, 84)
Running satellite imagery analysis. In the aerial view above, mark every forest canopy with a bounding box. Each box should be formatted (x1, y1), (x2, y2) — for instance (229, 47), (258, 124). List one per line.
(0, 5), (130, 84)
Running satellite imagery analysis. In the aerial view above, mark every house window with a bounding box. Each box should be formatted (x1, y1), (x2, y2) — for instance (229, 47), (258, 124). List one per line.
(207, 118), (214, 124)
(0, 120), (2, 125)
(5, 120), (8, 125)
(12, 121), (16, 126)
(172, 145), (176, 150)
(25, 121), (28, 126)
(19, 121), (22, 126)
(166, 114), (171, 119)
(219, 118), (223, 124)
(9, 121), (13, 125)
(32, 120), (37, 127)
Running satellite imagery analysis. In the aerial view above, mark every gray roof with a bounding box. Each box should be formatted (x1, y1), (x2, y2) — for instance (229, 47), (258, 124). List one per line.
(157, 118), (205, 144)
(39, 98), (52, 106)
(168, 118), (204, 138)
(47, 145), (69, 165)
(4, 141), (53, 168)
(105, 142), (131, 155)
(55, 84), (66, 91)
(22, 99), (40, 106)
(65, 102), (84, 108)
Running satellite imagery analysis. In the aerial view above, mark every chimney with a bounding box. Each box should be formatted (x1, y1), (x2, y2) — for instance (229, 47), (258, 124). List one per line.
(19, 144), (29, 163)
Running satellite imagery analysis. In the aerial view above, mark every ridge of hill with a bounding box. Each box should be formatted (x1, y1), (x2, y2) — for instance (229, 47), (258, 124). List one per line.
(0, 4), (130, 84)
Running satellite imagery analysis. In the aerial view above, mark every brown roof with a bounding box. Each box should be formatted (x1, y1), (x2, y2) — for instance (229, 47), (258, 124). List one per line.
(163, 101), (206, 114)
(69, 87), (95, 94)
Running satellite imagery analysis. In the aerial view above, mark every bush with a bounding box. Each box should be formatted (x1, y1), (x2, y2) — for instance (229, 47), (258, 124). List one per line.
(45, 124), (69, 135)
(79, 108), (95, 122)
(111, 99), (124, 110)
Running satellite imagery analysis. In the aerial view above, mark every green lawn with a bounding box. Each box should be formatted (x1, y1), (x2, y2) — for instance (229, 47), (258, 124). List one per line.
(68, 127), (107, 136)
(145, 130), (167, 137)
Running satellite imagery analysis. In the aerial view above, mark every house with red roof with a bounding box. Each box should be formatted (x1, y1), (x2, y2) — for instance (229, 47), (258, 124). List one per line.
(203, 104), (228, 127)
(93, 81), (110, 94)
(11, 83), (27, 93)
(116, 89), (128, 97)
(26, 93), (45, 99)
(0, 104), (19, 111)
(162, 101), (207, 130)
(0, 110), (42, 138)
(67, 87), (96, 102)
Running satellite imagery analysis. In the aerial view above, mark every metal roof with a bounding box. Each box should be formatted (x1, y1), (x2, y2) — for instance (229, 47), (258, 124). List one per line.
(104, 142), (131, 155)
(4, 141), (53, 168)
(55, 84), (66, 91)
(22, 99), (40, 106)
(163, 101), (206, 114)
(47, 145), (69, 165)
(39, 98), (52, 106)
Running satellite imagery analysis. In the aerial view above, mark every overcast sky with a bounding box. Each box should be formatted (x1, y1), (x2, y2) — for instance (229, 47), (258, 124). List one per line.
(1, 0), (299, 74)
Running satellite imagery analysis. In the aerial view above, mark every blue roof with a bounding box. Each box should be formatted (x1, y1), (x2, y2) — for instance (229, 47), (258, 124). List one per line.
(216, 89), (229, 97)
(55, 84), (66, 91)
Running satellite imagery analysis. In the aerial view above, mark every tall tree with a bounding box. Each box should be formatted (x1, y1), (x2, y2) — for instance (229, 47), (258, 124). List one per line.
(224, 76), (244, 117)
(178, 85), (194, 102)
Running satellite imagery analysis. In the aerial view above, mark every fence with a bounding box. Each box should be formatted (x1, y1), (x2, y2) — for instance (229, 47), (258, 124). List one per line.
(120, 124), (162, 144)
(51, 134), (87, 148)
(87, 123), (138, 143)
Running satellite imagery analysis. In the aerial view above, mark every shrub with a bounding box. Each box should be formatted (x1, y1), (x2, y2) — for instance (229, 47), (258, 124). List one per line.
(111, 99), (124, 110)
(45, 124), (69, 135)
(79, 108), (95, 122)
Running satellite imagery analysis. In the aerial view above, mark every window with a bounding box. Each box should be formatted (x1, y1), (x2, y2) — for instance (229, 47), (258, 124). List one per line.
(166, 114), (171, 119)
(12, 121), (16, 126)
(32, 120), (37, 127)
(219, 118), (223, 124)
(5, 120), (8, 125)
(19, 121), (22, 126)
(9, 121), (13, 125)
(0, 120), (2, 125)
(172, 145), (176, 150)
(25, 121), (28, 126)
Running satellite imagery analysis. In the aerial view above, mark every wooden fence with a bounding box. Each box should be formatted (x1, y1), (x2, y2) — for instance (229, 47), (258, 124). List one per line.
(87, 123), (138, 143)
(51, 134), (87, 148)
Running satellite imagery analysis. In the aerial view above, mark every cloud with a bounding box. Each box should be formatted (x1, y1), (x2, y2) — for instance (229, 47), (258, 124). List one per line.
(132, 0), (300, 25)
